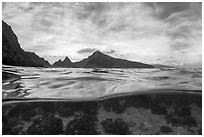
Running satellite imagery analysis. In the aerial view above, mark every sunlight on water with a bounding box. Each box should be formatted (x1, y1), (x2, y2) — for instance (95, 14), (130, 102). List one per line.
(2, 65), (202, 99)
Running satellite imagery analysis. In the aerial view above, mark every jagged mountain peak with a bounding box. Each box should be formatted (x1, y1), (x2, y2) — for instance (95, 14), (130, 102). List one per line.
(90, 51), (106, 58)
(93, 51), (103, 55)
(52, 56), (75, 68)
(74, 51), (154, 68)
(63, 56), (71, 62)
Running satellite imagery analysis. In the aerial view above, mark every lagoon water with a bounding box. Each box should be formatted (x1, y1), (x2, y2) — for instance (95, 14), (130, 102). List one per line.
(2, 65), (202, 135)
(2, 65), (201, 100)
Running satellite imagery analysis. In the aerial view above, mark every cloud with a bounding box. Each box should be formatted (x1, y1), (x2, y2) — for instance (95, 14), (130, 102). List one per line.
(77, 48), (97, 54)
(103, 49), (116, 54)
(2, 2), (202, 67)
(154, 2), (191, 19)
(77, 48), (116, 55)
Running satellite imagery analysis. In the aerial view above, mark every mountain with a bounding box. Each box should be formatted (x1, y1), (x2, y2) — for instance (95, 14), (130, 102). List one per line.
(2, 20), (51, 67)
(52, 57), (75, 68)
(74, 51), (154, 68)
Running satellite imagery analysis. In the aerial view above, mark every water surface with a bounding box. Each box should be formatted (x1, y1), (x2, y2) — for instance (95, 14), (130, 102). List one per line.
(2, 65), (201, 99)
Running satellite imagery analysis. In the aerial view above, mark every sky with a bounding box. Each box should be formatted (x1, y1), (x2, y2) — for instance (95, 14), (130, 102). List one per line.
(2, 2), (202, 67)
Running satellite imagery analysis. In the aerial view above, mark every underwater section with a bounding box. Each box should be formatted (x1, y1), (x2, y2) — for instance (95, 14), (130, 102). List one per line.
(2, 92), (202, 135)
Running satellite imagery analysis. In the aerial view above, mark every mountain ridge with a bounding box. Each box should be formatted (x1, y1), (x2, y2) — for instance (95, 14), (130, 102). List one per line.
(2, 20), (51, 67)
(2, 20), (154, 69)
(52, 56), (75, 68)
(74, 51), (154, 68)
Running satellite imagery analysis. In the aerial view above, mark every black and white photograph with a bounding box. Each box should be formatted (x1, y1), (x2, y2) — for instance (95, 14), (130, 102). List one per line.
(2, 1), (202, 135)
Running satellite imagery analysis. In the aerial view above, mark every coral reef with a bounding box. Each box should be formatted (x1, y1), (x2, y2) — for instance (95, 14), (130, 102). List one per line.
(101, 118), (130, 135)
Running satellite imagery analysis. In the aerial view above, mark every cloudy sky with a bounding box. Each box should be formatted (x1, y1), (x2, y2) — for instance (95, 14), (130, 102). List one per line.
(2, 2), (202, 66)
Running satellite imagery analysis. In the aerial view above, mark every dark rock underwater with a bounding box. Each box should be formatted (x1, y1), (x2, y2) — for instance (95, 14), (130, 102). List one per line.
(2, 92), (202, 135)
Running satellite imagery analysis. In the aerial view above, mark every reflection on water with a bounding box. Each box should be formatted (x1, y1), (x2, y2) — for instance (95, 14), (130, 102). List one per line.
(2, 65), (202, 99)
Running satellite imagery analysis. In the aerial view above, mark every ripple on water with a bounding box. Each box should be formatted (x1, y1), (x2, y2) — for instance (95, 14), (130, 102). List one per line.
(2, 65), (202, 99)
